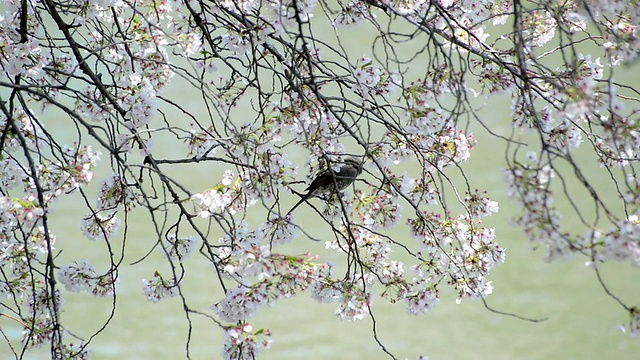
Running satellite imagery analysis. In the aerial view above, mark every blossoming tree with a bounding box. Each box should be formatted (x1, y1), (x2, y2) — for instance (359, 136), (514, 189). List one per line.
(1, 0), (639, 358)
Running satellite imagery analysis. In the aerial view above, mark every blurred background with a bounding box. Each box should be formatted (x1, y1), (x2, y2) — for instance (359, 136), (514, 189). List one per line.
(5, 87), (639, 360)
(2, 6), (640, 360)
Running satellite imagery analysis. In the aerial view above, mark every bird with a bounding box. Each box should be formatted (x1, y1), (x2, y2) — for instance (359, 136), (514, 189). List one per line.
(286, 157), (364, 215)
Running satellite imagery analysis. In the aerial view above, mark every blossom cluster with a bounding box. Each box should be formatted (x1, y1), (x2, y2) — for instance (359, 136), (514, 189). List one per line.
(143, 271), (180, 303)
(191, 170), (239, 217)
(397, 72), (477, 172)
(352, 56), (399, 100)
(0, 112), (103, 353)
(328, 226), (407, 300)
(503, 157), (569, 262)
(334, 286), (372, 321)
(408, 211), (505, 305)
(164, 233), (199, 260)
(372, 123), (475, 173)
(272, 89), (344, 155)
(465, 190), (500, 219)
(405, 272), (440, 316)
(214, 284), (270, 323)
(581, 215), (640, 266)
(58, 259), (117, 298)
(214, 219), (318, 314)
(222, 323), (272, 360)
(185, 124), (221, 157)
(356, 189), (403, 229)
(239, 150), (298, 201)
(309, 269), (375, 322)
(334, 1), (370, 29)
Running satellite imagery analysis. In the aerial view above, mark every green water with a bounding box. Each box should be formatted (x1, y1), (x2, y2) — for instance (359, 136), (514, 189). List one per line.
(3, 89), (639, 359)
(2, 11), (640, 360)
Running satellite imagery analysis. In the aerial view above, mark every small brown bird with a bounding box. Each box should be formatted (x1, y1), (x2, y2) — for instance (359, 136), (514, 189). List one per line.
(287, 157), (364, 215)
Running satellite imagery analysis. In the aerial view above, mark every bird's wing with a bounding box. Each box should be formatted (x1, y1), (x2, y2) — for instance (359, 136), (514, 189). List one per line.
(305, 168), (333, 191)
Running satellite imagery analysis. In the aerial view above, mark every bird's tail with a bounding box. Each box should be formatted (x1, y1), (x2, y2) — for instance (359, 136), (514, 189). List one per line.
(285, 193), (310, 217)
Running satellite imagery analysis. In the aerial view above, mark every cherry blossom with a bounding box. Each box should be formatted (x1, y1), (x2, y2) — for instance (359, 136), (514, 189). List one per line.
(334, 286), (371, 321)
(222, 323), (272, 360)
(334, 1), (370, 29)
(80, 212), (122, 241)
(164, 233), (199, 260)
(2, 0), (640, 357)
(214, 285), (270, 322)
(143, 272), (179, 303)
